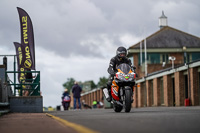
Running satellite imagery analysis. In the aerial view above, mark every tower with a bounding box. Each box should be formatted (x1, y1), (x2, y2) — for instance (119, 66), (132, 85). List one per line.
(159, 11), (168, 29)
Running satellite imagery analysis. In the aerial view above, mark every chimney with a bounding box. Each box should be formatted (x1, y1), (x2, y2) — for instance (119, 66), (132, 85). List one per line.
(159, 11), (168, 29)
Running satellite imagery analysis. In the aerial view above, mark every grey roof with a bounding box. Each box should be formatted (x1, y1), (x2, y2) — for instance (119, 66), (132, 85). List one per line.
(129, 26), (200, 49)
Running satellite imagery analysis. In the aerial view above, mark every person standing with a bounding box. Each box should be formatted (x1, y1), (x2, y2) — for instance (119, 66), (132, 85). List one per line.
(72, 81), (82, 109)
(92, 100), (97, 108)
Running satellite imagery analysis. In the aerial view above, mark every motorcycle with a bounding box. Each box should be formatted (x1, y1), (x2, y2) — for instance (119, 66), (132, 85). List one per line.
(104, 63), (136, 113)
(62, 95), (71, 110)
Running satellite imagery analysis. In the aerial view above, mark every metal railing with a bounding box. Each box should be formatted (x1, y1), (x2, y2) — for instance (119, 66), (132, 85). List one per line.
(5, 71), (40, 96)
(1, 55), (40, 96)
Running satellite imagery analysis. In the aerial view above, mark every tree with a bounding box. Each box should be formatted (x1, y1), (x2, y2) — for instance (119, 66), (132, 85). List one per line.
(80, 80), (97, 91)
(97, 76), (108, 88)
(91, 80), (97, 89)
(62, 78), (75, 92)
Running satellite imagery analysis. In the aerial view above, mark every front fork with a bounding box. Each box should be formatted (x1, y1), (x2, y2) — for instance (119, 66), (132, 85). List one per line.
(120, 87), (124, 101)
(120, 87), (134, 103)
(103, 88), (110, 99)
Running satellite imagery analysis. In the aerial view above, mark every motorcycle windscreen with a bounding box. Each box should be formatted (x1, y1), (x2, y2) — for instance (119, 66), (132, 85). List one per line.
(117, 63), (131, 74)
(63, 96), (71, 102)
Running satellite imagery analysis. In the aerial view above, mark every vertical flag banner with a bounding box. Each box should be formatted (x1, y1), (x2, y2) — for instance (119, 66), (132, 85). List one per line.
(17, 7), (35, 70)
(13, 42), (26, 84)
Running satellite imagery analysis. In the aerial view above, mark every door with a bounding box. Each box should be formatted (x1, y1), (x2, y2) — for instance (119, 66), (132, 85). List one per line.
(199, 72), (200, 105)
(172, 77), (175, 106)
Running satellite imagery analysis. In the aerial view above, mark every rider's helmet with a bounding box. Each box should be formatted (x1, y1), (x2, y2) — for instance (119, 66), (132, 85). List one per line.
(116, 46), (127, 59)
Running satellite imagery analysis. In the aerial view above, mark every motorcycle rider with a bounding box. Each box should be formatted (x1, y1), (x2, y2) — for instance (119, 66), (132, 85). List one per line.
(62, 88), (71, 110)
(106, 46), (134, 102)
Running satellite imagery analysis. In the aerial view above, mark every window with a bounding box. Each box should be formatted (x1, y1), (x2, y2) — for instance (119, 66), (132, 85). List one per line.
(138, 53), (169, 65)
(148, 53), (160, 64)
(161, 54), (169, 63)
(184, 52), (200, 63)
(138, 53), (145, 66)
(129, 56), (134, 66)
(192, 53), (200, 62)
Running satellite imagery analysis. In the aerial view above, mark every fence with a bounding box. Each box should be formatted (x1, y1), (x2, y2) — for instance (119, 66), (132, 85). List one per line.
(5, 71), (40, 96)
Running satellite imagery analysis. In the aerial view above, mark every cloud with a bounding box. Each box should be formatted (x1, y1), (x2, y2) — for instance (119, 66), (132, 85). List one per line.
(152, 0), (200, 35)
(36, 47), (109, 107)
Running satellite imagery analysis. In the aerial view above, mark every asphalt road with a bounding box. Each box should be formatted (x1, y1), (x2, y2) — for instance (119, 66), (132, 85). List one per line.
(49, 106), (200, 133)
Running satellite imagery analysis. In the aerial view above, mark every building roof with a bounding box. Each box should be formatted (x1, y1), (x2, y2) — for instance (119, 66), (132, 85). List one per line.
(129, 26), (200, 49)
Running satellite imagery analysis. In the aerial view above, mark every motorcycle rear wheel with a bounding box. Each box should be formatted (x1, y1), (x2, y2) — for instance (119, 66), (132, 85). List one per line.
(125, 89), (132, 112)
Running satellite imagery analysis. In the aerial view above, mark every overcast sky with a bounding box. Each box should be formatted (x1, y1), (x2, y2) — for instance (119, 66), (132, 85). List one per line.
(0, 0), (200, 107)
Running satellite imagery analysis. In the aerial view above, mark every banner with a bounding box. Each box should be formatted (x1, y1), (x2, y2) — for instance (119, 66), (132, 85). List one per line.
(13, 42), (26, 83)
(17, 7), (35, 70)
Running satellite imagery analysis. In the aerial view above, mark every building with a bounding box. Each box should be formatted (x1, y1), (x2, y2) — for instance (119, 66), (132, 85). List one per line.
(81, 12), (200, 108)
(128, 12), (200, 78)
(127, 12), (200, 107)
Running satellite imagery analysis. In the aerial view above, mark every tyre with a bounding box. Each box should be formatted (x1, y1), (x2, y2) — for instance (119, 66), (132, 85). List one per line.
(113, 102), (123, 112)
(64, 102), (69, 110)
(125, 89), (132, 112)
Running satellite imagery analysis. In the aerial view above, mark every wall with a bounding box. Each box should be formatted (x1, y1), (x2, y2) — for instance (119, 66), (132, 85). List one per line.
(135, 61), (200, 108)
(71, 89), (104, 109)
(132, 53), (185, 79)
(10, 96), (43, 113)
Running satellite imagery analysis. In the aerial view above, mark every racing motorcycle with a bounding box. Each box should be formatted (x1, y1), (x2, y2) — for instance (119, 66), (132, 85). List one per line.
(62, 95), (71, 110)
(104, 63), (136, 113)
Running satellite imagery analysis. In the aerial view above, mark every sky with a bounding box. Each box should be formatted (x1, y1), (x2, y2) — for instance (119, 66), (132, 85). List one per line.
(0, 0), (200, 107)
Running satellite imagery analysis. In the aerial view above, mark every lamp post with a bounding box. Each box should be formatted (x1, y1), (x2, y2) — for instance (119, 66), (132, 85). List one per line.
(169, 56), (176, 69)
(183, 46), (187, 65)
(144, 38), (147, 76)
(183, 46), (191, 104)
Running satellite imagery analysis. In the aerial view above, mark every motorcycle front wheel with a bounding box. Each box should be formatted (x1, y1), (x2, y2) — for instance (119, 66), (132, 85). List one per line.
(125, 89), (132, 112)
(64, 102), (69, 110)
(113, 102), (123, 112)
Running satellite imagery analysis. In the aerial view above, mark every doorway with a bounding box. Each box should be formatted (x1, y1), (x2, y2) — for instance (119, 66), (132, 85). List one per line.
(143, 82), (147, 107)
(151, 80), (154, 106)
(160, 78), (164, 105)
(184, 75), (188, 99)
(172, 77), (175, 106)
(199, 72), (200, 105)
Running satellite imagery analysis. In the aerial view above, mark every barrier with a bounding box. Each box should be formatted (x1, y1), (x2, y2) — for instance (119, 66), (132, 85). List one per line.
(0, 102), (10, 115)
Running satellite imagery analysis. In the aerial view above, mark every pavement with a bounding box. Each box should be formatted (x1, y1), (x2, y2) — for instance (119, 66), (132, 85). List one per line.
(0, 113), (79, 133)
(1, 106), (200, 133)
(50, 106), (200, 133)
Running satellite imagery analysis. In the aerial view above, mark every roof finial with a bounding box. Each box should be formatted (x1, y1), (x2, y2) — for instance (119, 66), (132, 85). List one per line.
(162, 11), (164, 16)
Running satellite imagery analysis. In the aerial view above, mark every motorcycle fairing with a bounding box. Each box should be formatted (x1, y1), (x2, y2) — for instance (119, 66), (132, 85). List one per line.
(63, 96), (71, 102)
(111, 63), (136, 101)
(111, 80), (120, 101)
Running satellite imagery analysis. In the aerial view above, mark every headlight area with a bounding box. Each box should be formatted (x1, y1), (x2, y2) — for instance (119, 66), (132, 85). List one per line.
(117, 74), (125, 81)
(116, 73), (135, 82)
